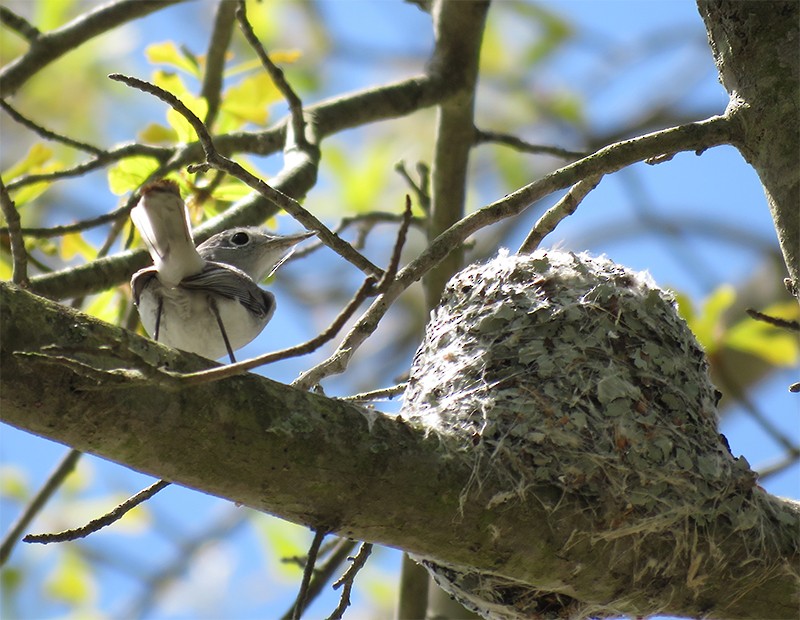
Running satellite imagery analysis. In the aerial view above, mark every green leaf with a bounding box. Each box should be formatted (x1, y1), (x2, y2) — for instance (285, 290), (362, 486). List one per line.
(688, 285), (736, 353)
(138, 122), (178, 145)
(45, 551), (96, 605)
(2, 143), (54, 180)
(59, 232), (97, 262)
(2, 144), (62, 207)
(211, 181), (253, 202)
(0, 466), (28, 502)
(224, 49), (302, 78)
(724, 301), (800, 366)
(167, 94), (208, 143)
(152, 69), (190, 98)
(34, 0), (79, 30)
(220, 73), (281, 126)
(107, 155), (160, 195)
(146, 41), (201, 77)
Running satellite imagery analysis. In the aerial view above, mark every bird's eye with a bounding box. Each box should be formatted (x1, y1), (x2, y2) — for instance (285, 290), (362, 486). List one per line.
(231, 232), (249, 245)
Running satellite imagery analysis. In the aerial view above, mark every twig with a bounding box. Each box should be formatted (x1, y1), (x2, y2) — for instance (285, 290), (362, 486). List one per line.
(23, 479), (170, 544)
(757, 450), (800, 480)
(326, 542), (373, 620)
(518, 174), (603, 253)
(339, 383), (407, 403)
(280, 538), (358, 620)
(0, 177), (29, 286)
(292, 114), (734, 389)
(292, 529), (327, 620)
(174, 276), (376, 386)
(376, 195), (414, 292)
(108, 72), (382, 279)
(0, 205), (129, 238)
(475, 128), (587, 160)
(0, 449), (82, 565)
(746, 308), (800, 332)
(394, 161), (431, 213)
(236, 0), (306, 147)
(201, 0), (238, 126)
(5, 142), (172, 192)
(0, 6), (40, 41)
(122, 507), (249, 618)
(0, 99), (104, 155)
(0, 0), (189, 96)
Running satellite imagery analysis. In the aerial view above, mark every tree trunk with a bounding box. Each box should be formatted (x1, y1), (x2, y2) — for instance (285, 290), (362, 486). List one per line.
(697, 0), (800, 303)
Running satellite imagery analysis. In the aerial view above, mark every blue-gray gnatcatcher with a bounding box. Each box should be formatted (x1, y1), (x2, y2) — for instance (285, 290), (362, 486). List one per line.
(130, 180), (313, 361)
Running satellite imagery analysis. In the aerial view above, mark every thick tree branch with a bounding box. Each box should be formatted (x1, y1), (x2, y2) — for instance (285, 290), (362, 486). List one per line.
(200, 0), (237, 128)
(1, 282), (798, 618)
(424, 0), (490, 307)
(25, 73), (442, 301)
(697, 0), (800, 301)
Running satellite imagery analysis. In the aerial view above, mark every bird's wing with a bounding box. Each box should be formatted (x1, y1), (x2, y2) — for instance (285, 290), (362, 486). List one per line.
(179, 263), (275, 318)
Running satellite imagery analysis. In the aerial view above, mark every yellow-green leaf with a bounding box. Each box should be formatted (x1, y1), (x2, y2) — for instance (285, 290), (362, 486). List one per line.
(724, 301), (800, 366)
(146, 41), (201, 77)
(45, 551), (95, 605)
(2, 143), (54, 180)
(211, 181), (253, 202)
(221, 73), (280, 126)
(84, 288), (125, 324)
(224, 49), (302, 78)
(167, 94), (208, 143)
(151, 69), (191, 99)
(688, 285), (736, 353)
(60, 232), (97, 262)
(0, 466), (28, 502)
(107, 155), (160, 195)
(138, 122), (178, 145)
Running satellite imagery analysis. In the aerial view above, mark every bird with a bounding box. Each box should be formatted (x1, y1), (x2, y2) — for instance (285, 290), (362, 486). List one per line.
(130, 179), (313, 362)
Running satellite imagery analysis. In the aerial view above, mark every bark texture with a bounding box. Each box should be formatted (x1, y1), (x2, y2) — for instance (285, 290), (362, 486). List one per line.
(698, 0), (800, 300)
(2, 271), (797, 619)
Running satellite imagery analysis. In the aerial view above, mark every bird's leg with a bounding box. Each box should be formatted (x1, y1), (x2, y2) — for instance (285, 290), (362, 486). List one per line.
(154, 297), (163, 342)
(208, 297), (236, 363)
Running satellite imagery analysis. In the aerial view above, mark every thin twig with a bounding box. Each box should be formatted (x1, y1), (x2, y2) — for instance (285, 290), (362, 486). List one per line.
(292, 529), (327, 620)
(746, 308), (800, 332)
(23, 479), (170, 544)
(376, 195), (414, 292)
(326, 542), (374, 620)
(0, 99), (104, 155)
(201, 0), (238, 126)
(1, 0), (189, 96)
(475, 128), (587, 160)
(294, 114), (734, 389)
(108, 72), (382, 279)
(174, 276), (376, 386)
(518, 174), (603, 254)
(236, 0), (306, 147)
(394, 161), (431, 213)
(0, 177), (29, 286)
(0, 449), (82, 565)
(757, 451), (800, 480)
(5, 142), (172, 192)
(0, 205), (129, 238)
(0, 6), (40, 41)
(280, 538), (358, 620)
(340, 383), (407, 403)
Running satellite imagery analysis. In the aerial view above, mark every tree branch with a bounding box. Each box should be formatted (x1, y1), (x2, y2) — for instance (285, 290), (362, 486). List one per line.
(697, 1), (800, 302)
(0, 0), (189, 96)
(1, 281), (798, 618)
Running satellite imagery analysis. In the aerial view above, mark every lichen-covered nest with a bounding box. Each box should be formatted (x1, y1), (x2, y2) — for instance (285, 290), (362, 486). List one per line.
(402, 249), (759, 619)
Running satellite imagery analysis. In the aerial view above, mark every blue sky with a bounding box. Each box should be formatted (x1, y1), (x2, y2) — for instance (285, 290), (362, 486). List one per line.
(1, 1), (797, 618)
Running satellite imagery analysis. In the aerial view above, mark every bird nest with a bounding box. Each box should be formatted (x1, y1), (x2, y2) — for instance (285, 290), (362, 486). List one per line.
(401, 249), (777, 619)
